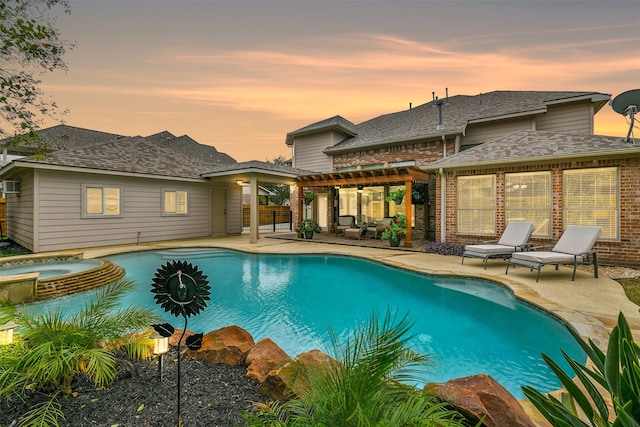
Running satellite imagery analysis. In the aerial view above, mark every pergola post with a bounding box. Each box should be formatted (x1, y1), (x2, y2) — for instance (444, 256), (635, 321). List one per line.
(404, 179), (413, 247)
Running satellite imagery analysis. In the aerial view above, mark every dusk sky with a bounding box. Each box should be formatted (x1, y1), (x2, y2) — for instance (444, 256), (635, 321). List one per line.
(43, 0), (640, 162)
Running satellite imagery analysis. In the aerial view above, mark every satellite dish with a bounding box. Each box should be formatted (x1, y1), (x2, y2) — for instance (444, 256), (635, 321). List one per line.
(611, 89), (640, 143)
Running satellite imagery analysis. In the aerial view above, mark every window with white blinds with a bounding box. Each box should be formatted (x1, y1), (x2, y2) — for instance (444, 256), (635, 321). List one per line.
(457, 175), (495, 234)
(163, 190), (188, 214)
(505, 171), (551, 237)
(563, 167), (618, 239)
(84, 186), (121, 216)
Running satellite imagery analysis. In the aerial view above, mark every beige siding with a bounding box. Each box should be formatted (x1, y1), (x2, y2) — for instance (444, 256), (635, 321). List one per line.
(536, 101), (592, 135)
(4, 169), (34, 250)
(33, 170), (212, 252)
(461, 117), (533, 147)
(293, 132), (342, 172)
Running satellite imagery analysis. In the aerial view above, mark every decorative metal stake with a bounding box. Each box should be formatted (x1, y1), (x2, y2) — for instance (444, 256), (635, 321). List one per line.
(151, 260), (210, 426)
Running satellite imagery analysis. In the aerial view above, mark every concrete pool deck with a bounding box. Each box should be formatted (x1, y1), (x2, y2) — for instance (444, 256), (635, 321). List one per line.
(28, 234), (640, 425)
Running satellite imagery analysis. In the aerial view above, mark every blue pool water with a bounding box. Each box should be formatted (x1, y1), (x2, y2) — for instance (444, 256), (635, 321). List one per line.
(32, 248), (585, 399)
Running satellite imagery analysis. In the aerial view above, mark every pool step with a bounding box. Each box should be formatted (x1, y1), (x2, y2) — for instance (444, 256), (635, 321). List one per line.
(36, 259), (126, 300)
(157, 248), (234, 260)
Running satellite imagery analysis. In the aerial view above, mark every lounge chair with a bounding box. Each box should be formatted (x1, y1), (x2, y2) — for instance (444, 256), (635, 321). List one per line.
(461, 221), (534, 269)
(336, 215), (356, 236)
(505, 225), (601, 282)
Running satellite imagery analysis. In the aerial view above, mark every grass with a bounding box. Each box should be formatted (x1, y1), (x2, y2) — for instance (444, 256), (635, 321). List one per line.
(616, 277), (640, 306)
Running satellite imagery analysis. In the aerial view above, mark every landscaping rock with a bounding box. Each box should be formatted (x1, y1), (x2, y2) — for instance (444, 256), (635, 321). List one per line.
(259, 349), (335, 400)
(427, 374), (535, 427)
(184, 325), (255, 366)
(168, 328), (195, 347)
(246, 338), (292, 384)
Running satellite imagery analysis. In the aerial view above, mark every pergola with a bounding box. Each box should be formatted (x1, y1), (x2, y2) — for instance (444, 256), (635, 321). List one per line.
(296, 166), (433, 247)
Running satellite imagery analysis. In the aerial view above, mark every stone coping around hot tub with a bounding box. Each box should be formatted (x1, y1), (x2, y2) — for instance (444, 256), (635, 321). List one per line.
(0, 252), (84, 269)
(0, 272), (38, 304)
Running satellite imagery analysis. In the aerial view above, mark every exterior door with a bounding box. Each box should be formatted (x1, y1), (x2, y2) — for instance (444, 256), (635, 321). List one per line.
(211, 187), (227, 234)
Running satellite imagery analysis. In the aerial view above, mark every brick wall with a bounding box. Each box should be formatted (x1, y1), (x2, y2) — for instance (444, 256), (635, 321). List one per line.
(332, 139), (451, 169)
(436, 157), (640, 266)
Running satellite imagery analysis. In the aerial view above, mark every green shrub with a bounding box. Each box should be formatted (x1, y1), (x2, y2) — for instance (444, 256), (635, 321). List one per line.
(522, 311), (640, 426)
(242, 310), (465, 426)
(0, 279), (160, 427)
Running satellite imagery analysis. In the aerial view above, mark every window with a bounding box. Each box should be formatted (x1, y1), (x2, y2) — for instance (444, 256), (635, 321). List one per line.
(85, 186), (121, 216)
(163, 190), (188, 214)
(360, 186), (384, 221)
(338, 188), (357, 217)
(563, 167), (618, 240)
(457, 175), (495, 234)
(505, 171), (551, 237)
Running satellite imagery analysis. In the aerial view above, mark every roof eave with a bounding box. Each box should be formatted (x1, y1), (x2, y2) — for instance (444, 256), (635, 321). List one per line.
(467, 108), (548, 125)
(202, 166), (301, 180)
(423, 147), (640, 171)
(3, 160), (205, 182)
(324, 130), (464, 155)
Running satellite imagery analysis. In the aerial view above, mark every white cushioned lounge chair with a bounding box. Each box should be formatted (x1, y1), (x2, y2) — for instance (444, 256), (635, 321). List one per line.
(505, 225), (601, 282)
(461, 221), (534, 269)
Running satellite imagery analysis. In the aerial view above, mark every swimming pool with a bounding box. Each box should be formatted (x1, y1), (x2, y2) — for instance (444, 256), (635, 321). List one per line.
(33, 248), (584, 399)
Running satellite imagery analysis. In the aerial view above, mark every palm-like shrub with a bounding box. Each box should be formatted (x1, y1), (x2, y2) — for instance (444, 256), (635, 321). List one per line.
(243, 310), (465, 426)
(522, 311), (640, 426)
(0, 279), (159, 401)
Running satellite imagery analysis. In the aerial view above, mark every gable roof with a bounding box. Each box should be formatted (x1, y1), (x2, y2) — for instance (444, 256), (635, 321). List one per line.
(423, 130), (640, 170)
(0, 124), (126, 155)
(203, 160), (316, 180)
(5, 136), (215, 180)
(314, 91), (610, 154)
(0, 125), (237, 166)
(285, 115), (357, 146)
(145, 132), (236, 165)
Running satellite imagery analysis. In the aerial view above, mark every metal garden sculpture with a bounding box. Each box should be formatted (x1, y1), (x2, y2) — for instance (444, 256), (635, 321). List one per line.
(151, 260), (210, 426)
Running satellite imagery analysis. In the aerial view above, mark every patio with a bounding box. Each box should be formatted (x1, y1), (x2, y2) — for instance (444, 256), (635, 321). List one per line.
(268, 231), (430, 252)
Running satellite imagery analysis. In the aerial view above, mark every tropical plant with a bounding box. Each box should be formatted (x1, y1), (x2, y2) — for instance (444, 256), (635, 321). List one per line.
(296, 219), (322, 234)
(380, 215), (407, 241)
(522, 311), (640, 427)
(386, 188), (406, 203)
(242, 310), (466, 426)
(0, 279), (160, 427)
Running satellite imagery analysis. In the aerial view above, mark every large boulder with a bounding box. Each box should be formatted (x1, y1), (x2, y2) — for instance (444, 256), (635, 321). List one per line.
(427, 374), (535, 427)
(245, 338), (292, 384)
(259, 349), (336, 401)
(168, 329), (195, 348)
(183, 325), (255, 366)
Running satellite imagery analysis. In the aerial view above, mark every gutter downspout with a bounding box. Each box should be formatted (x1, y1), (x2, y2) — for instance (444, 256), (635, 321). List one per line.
(440, 135), (447, 243)
(442, 135), (447, 158)
(439, 167), (446, 243)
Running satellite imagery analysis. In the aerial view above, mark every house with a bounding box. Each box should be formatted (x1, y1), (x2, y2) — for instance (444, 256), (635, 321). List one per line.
(286, 90), (640, 265)
(0, 125), (306, 252)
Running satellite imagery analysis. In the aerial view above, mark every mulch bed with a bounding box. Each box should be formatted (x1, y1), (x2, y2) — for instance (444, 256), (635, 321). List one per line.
(0, 349), (270, 427)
